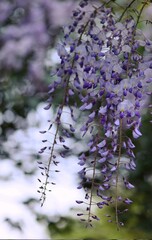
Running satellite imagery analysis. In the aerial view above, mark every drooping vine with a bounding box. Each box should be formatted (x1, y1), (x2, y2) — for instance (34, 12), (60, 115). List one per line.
(38, 0), (152, 229)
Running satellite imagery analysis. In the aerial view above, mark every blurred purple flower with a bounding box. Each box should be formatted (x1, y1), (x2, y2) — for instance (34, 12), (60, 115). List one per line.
(0, 0), (76, 82)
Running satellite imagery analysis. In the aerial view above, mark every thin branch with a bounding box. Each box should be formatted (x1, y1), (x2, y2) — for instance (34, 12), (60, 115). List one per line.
(118, 0), (137, 22)
(40, 17), (92, 206)
(135, 0), (149, 28)
(115, 118), (123, 231)
(86, 140), (98, 227)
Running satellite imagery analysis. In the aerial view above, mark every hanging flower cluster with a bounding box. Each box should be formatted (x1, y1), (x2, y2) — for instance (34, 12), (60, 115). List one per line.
(38, 0), (152, 229)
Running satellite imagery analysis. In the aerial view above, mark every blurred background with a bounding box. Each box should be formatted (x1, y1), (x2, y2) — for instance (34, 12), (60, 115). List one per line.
(0, 0), (152, 239)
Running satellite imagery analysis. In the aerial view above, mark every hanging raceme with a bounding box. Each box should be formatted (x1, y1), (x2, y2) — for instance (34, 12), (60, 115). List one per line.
(38, 0), (152, 229)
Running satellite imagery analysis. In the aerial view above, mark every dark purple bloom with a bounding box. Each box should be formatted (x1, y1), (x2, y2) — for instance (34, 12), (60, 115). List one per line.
(70, 124), (75, 132)
(124, 198), (133, 205)
(76, 200), (83, 204)
(63, 145), (69, 150)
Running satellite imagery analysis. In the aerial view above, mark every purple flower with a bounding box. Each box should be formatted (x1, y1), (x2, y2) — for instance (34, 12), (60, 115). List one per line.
(78, 160), (85, 166)
(97, 140), (106, 148)
(133, 127), (142, 139)
(123, 178), (135, 189)
(124, 198), (133, 205)
(37, 0), (152, 226)
(76, 200), (83, 204)
(98, 157), (107, 164)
